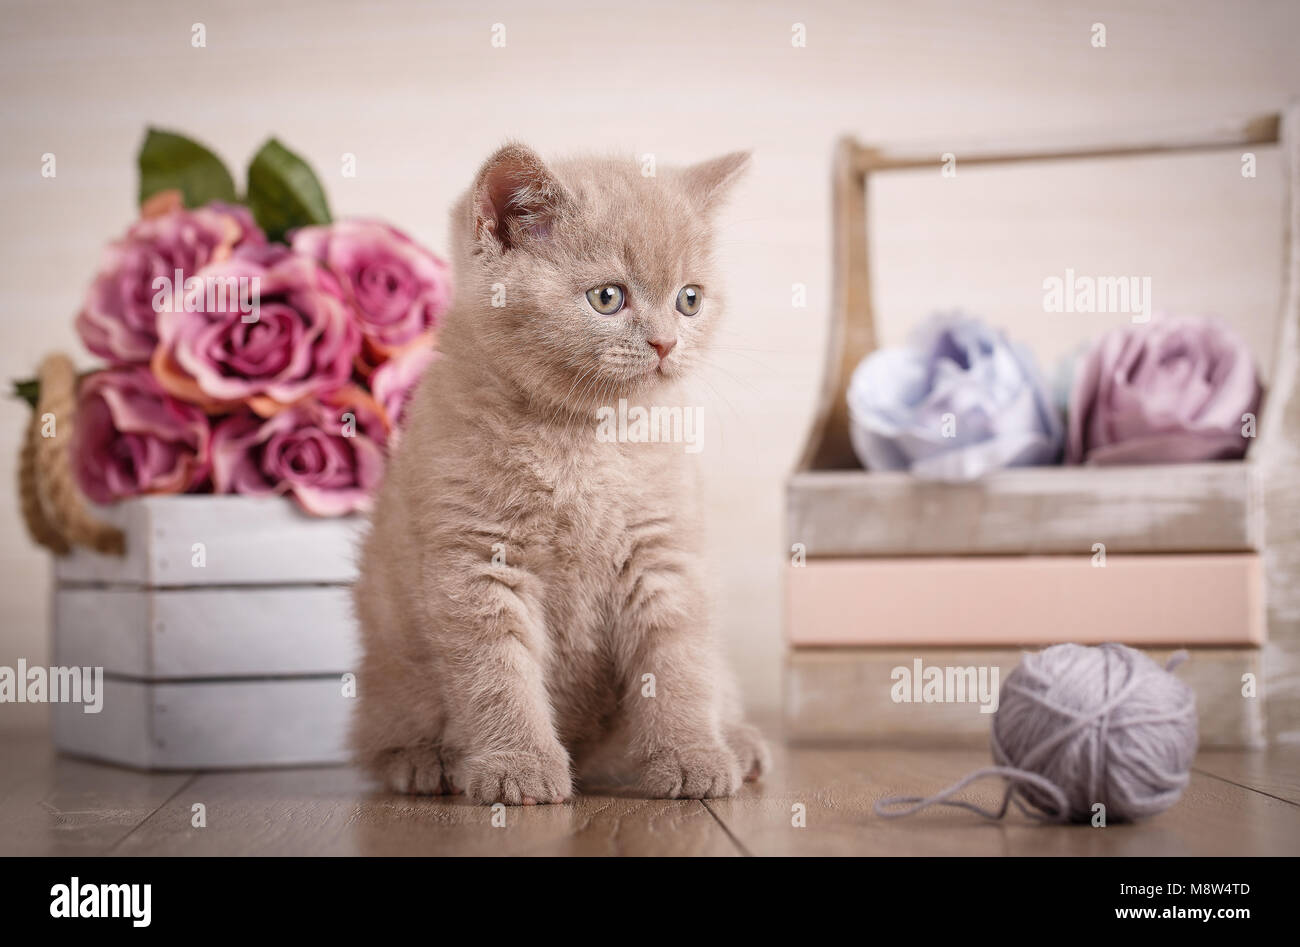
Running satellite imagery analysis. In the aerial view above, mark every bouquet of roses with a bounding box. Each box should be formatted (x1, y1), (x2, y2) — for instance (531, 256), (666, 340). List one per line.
(23, 129), (450, 516)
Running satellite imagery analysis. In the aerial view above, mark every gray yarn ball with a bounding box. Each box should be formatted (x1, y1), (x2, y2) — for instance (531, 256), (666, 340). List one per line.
(992, 642), (1199, 823)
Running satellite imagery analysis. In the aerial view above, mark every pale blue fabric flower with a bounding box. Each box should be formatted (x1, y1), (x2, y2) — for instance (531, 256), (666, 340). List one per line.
(846, 313), (1064, 481)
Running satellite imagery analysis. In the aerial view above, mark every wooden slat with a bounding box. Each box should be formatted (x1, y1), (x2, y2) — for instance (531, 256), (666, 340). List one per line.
(1264, 635), (1300, 745)
(54, 496), (362, 587)
(52, 678), (352, 770)
(51, 679), (153, 768)
(788, 462), (1261, 557)
(850, 112), (1281, 174)
(54, 586), (359, 679)
(785, 648), (1265, 749)
(787, 554), (1264, 648)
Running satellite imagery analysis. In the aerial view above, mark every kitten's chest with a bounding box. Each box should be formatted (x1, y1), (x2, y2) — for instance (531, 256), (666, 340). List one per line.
(510, 439), (699, 709)
(548, 439), (684, 525)
(530, 441), (691, 588)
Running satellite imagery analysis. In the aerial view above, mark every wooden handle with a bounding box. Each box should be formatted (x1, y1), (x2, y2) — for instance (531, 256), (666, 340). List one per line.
(796, 137), (874, 470)
(847, 111), (1281, 174)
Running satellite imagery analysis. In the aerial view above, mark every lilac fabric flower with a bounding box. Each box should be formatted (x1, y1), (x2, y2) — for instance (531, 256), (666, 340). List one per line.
(847, 313), (1064, 481)
(1067, 316), (1261, 465)
(152, 252), (360, 416)
(76, 199), (265, 364)
(210, 388), (386, 516)
(291, 220), (450, 365)
(72, 367), (211, 503)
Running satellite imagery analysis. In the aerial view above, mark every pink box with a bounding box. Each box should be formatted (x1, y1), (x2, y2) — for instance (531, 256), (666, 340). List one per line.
(786, 554), (1264, 647)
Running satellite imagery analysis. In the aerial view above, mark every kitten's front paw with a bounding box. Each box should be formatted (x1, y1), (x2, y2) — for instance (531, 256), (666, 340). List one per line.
(641, 744), (743, 799)
(464, 748), (573, 806)
(726, 722), (772, 782)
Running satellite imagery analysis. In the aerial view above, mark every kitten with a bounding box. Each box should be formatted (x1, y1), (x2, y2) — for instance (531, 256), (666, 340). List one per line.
(351, 142), (769, 804)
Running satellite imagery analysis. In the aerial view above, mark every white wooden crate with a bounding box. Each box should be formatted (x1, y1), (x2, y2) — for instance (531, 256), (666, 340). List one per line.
(52, 496), (361, 770)
(787, 107), (1300, 745)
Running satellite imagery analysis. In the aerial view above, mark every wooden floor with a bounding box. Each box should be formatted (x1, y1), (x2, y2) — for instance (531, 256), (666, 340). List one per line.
(2, 728), (1298, 856)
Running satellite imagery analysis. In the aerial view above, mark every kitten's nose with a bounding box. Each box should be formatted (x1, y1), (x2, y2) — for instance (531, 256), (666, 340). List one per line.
(649, 337), (677, 361)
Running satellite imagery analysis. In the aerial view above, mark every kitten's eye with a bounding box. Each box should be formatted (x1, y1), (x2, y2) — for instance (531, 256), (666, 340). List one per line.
(586, 284), (625, 315)
(676, 285), (702, 316)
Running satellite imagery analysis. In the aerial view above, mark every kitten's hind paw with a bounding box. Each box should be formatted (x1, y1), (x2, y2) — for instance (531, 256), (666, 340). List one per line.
(726, 722), (771, 782)
(378, 745), (458, 796)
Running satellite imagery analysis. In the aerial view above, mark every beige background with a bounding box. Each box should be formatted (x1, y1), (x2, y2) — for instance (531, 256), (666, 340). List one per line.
(2, 0), (1298, 730)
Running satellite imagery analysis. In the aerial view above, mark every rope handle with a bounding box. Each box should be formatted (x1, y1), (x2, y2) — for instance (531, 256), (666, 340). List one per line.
(16, 354), (124, 556)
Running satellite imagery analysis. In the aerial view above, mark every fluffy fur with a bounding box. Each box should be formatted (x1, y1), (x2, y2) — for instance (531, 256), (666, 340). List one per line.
(351, 142), (769, 805)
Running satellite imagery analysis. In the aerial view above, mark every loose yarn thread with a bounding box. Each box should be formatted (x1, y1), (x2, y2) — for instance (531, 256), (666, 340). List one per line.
(874, 643), (1199, 823)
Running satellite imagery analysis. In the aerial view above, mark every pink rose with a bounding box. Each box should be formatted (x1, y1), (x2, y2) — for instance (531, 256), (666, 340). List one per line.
(210, 387), (387, 516)
(370, 344), (436, 434)
(1067, 316), (1262, 464)
(76, 199), (265, 364)
(291, 220), (450, 365)
(72, 367), (211, 503)
(152, 252), (361, 416)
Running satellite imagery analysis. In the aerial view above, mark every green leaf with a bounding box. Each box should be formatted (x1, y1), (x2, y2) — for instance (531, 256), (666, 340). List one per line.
(138, 128), (238, 208)
(246, 138), (332, 242)
(13, 377), (39, 409)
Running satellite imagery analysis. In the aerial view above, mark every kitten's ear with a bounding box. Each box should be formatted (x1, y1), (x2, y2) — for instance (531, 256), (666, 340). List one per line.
(472, 143), (570, 252)
(680, 151), (751, 214)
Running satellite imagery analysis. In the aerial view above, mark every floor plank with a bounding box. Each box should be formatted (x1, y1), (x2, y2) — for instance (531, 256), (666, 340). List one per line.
(113, 766), (738, 856)
(2, 727), (1297, 856)
(0, 732), (194, 856)
(1194, 749), (1300, 805)
(704, 742), (1300, 856)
